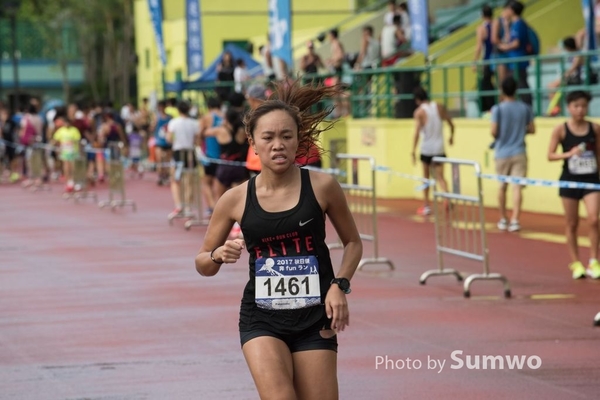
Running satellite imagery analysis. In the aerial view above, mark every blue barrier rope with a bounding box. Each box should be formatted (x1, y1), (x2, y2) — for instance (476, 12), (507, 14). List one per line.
(479, 173), (600, 190)
(374, 165), (435, 190)
(7, 139), (592, 192)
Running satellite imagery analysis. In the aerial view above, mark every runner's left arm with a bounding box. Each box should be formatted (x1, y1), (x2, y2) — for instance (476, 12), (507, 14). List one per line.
(594, 123), (600, 169)
(319, 172), (362, 332)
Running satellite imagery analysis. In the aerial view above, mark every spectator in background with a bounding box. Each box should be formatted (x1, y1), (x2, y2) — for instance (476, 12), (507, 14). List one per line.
(491, 4), (512, 84)
(245, 84), (267, 177)
(136, 97), (152, 156)
(259, 39), (276, 82)
(52, 114), (81, 193)
(473, 4), (496, 112)
(411, 87), (455, 217)
(384, 0), (398, 26)
(491, 76), (535, 233)
(381, 14), (407, 67)
(497, 1), (532, 106)
(99, 111), (127, 161)
(104, 100), (126, 131)
(547, 37), (583, 116)
(204, 107), (249, 240)
(151, 100), (173, 186)
(166, 101), (200, 218)
(355, 26), (381, 71)
(200, 97), (224, 217)
(120, 101), (133, 125)
(326, 29), (345, 77)
(575, 0), (600, 51)
(68, 103), (94, 185)
(165, 97), (180, 119)
(300, 41), (324, 75)
(398, 2), (411, 42)
(216, 51), (235, 103)
(234, 59), (249, 93)
(1, 106), (21, 183)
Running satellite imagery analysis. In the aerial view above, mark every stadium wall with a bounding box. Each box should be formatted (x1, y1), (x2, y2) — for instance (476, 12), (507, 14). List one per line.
(326, 117), (600, 216)
(134, 0), (356, 101)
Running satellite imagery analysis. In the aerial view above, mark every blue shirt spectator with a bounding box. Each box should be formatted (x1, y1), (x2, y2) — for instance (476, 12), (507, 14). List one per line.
(491, 100), (533, 159)
(508, 19), (529, 70)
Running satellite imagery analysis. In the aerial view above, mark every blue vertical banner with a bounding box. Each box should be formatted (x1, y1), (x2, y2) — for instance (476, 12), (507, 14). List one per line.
(148, 0), (167, 66)
(186, 0), (204, 76)
(268, 0), (293, 68)
(582, 0), (597, 59)
(408, 0), (429, 56)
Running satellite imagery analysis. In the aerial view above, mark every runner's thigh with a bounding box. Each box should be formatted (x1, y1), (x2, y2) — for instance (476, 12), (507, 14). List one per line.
(242, 336), (296, 399)
(292, 349), (338, 400)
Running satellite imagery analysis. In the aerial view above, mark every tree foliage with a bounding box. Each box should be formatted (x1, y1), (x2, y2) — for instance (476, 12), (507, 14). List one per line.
(19, 0), (136, 105)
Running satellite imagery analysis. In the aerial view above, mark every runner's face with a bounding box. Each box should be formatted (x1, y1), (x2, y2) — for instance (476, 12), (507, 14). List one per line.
(568, 99), (588, 121)
(251, 110), (298, 170)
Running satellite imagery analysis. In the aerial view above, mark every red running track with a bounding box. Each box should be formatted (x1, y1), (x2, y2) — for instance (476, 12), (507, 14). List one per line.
(0, 177), (599, 399)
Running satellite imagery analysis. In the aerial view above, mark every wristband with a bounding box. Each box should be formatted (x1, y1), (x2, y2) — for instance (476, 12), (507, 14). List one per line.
(210, 247), (223, 264)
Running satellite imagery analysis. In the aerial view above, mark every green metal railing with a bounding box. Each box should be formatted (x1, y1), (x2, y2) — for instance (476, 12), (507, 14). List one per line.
(172, 51), (600, 120)
(306, 50), (600, 119)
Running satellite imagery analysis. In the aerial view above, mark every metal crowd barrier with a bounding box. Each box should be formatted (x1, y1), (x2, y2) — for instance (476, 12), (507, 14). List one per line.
(419, 157), (511, 298)
(328, 154), (394, 271)
(167, 150), (205, 228)
(27, 146), (51, 192)
(64, 140), (97, 203)
(98, 142), (136, 211)
(183, 164), (210, 231)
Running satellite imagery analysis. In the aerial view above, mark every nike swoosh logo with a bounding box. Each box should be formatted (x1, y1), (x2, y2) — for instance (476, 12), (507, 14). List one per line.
(299, 218), (314, 227)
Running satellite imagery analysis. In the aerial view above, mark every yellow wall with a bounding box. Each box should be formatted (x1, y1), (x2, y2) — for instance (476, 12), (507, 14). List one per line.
(344, 117), (600, 216)
(134, 0), (356, 101)
(320, 118), (348, 170)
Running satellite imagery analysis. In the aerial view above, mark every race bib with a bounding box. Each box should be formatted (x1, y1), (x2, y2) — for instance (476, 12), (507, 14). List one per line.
(568, 151), (598, 175)
(255, 256), (321, 310)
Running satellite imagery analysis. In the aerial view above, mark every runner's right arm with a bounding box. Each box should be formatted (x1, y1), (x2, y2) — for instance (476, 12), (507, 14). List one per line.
(439, 104), (455, 145)
(411, 108), (424, 164)
(195, 185), (245, 276)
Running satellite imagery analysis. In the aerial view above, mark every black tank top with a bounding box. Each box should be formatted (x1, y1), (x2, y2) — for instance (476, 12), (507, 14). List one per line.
(561, 122), (599, 180)
(220, 127), (248, 162)
(238, 168), (334, 332)
(105, 123), (121, 144)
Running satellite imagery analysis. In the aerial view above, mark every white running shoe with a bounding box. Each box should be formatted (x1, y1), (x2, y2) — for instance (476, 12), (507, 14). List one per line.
(497, 218), (508, 230)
